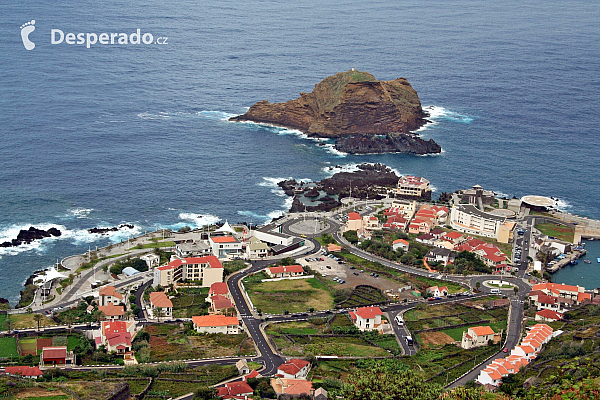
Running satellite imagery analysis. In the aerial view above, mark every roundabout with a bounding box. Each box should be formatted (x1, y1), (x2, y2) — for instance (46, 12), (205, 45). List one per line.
(483, 279), (517, 290)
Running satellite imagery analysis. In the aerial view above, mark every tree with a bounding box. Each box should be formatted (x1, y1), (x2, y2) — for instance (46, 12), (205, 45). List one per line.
(3, 315), (13, 333)
(343, 363), (444, 400)
(33, 313), (44, 331)
(93, 310), (106, 323)
(514, 287), (519, 295)
(64, 314), (76, 333)
(124, 310), (134, 320)
(475, 281), (481, 292)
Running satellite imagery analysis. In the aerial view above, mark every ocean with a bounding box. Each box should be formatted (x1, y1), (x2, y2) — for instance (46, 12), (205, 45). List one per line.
(1, 0), (599, 302)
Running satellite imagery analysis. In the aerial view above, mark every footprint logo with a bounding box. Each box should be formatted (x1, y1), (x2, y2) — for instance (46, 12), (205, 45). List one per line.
(20, 20), (36, 50)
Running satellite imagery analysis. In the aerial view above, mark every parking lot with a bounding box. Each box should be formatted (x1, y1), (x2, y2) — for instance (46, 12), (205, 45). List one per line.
(298, 251), (405, 293)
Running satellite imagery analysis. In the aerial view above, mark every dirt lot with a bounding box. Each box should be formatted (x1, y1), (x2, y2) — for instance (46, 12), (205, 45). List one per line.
(298, 252), (406, 293)
(420, 331), (456, 346)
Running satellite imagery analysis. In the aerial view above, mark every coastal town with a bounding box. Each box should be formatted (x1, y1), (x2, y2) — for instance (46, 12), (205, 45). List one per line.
(1, 166), (600, 399)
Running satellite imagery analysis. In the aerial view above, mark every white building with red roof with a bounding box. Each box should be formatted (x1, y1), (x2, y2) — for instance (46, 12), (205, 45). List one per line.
(95, 320), (136, 354)
(345, 212), (363, 232)
(3, 366), (43, 379)
(426, 285), (449, 298)
(148, 292), (173, 320)
(276, 359), (311, 379)
(266, 265), (305, 279)
(192, 315), (240, 334)
(153, 256), (223, 288)
(40, 346), (75, 367)
(392, 239), (409, 252)
(209, 235), (243, 258)
(98, 285), (123, 306)
(271, 378), (314, 397)
(450, 204), (514, 243)
(396, 175), (430, 198)
(349, 306), (383, 332)
(98, 303), (125, 321)
(535, 309), (563, 322)
(217, 381), (253, 400)
(461, 326), (502, 349)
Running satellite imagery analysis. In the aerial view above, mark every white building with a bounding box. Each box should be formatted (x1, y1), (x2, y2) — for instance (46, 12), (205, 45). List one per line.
(396, 175), (430, 198)
(246, 237), (269, 259)
(450, 204), (513, 243)
(276, 359), (311, 379)
(140, 253), (160, 269)
(349, 306), (383, 332)
(153, 256), (223, 288)
(98, 286), (123, 307)
(192, 315), (240, 334)
(392, 239), (409, 252)
(148, 292), (173, 320)
(209, 236), (243, 258)
(461, 326), (501, 349)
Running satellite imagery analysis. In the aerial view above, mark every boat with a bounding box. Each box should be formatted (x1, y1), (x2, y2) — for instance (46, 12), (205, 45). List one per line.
(597, 258), (600, 263)
(570, 259), (578, 265)
(584, 259), (591, 264)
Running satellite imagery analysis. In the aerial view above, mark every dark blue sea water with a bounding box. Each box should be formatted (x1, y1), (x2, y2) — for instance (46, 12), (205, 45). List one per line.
(1, 0), (599, 302)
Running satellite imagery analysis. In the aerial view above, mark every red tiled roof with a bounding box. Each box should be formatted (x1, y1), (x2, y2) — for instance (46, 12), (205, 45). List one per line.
(471, 326), (495, 336)
(277, 359), (310, 376)
(220, 381), (253, 396)
(98, 286), (123, 300)
(444, 231), (463, 240)
(355, 306), (383, 319)
(209, 282), (229, 295)
(98, 304), (125, 316)
(158, 259), (183, 271)
(211, 295), (234, 310)
(5, 366), (43, 377)
(279, 379), (314, 395)
(185, 256), (223, 268)
(269, 265), (304, 274)
(210, 236), (238, 243)
(535, 294), (557, 305)
(578, 292), (591, 303)
(483, 368), (502, 380)
(149, 292), (173, 308)
(348, 212), (361, 221)
(192, 315), (239, 327)
(393, 239), (409, 245)
(536, 309), (563, 321)
(244, 369), (260, 380)
(103, 321), (129, 334)
(107, 332), (132, 347)
(42, 347), (67, 360)
(532, 282), (580, 293)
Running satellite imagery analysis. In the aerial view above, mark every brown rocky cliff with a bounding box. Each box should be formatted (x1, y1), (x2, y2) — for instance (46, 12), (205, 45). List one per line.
(230, 70), (428, 137)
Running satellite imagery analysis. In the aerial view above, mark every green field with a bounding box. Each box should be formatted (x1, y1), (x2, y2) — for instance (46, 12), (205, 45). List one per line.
(18, 337), (38, 355)
(0, 336), (18, 357)
(133, 241), (175, 249)
(535, 222), (575, 243)
(171, 287), (210, 318)
(245, 277), (334, 314)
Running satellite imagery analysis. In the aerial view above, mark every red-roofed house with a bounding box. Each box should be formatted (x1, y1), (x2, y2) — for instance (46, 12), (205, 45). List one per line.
(511, 345), (537, 360)
(442, 231), (464, 243)
(4, 366), (43, 379)
(392, 239), (409, 252)
(383, 215), (408, 230)
(426, 286), (449, 298)
(271, 378), (314, 397)
(477, 368), (503, 387)
(192, 315), (240, 334)
(209, 236), (243, 258)
(535, 309), (563, 322)
(243, 369), (261, 381)
(415, 233), (435, 245)
(276, 359), (311, 379)
(148, 292), (173, 320)
(209, 282), (230, 297)
(217, 381), (253, 399)
(349, 306), (383, 332)
(98, 285), (123, 306)
(209, 294), (235, 314)
(408, 218), (432, 234)
(266, 265), (305, 279)
(98, 303), (125, 321)
(461, 326), (502, 349)
(95, 320), (136, 353)
(40, 347), (75, 367)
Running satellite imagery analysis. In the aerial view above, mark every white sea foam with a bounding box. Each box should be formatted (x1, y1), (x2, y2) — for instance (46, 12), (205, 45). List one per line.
(259, 177), (291, 188)
(68, 208), (93, 219)
(555, 198), (572, 211)
(321, 163), (362, 177)
(414, 105), (474, 133)
(177, 212), (221, 228)
(197, 110), (237, 121)
(0, 222), (143, 257)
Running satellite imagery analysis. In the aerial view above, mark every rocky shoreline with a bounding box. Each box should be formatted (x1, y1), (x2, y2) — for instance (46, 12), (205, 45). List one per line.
(88, 224), (135, 234)
(278, 163), (399, 213)
(0, 226), (62, 248)
(230, 70), (441, 155)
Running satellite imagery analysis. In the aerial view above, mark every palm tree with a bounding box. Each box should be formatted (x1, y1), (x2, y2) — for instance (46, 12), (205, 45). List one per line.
(33, 313), (44, 331)
(475, 281), (481, 292)
(64, 314), (76, 334)
(93, 310), (106, 324)
(124, 310), (134, 321)
(4, 315), (13, 334)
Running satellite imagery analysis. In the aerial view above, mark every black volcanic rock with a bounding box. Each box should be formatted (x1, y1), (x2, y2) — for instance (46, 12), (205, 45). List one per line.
(0, 226), (62, 248)
(335, 133), (441, 155)
(89, 224), (135, 234)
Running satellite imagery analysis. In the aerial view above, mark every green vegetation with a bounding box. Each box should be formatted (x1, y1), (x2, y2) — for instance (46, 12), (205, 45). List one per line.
(0, 312), (55, 329)
(77, 253), (124, 273)
(109, 257), (149, 275)
(134, 323), (254, 363)
(343, 230), (359, 244)
(0, 336), (18, 357)
(535, 222), (575, 243)
(244, 276), (334, 314)
(446, 251), (491, 274)
(16, 284), (37, 308)
(171, 287), (210, 318)
(316, 233), (336, 246)
(132, 240), (176, 249)
(223, 260), (247, 276)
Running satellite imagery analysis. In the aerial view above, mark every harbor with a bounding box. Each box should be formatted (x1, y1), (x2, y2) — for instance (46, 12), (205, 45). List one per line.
(552, 240), (600, 288)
